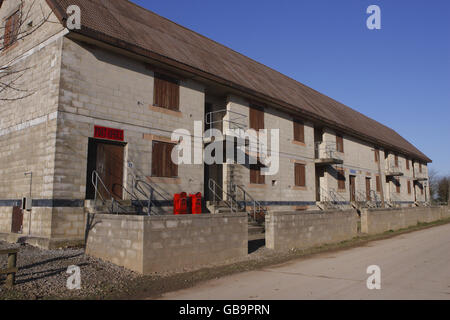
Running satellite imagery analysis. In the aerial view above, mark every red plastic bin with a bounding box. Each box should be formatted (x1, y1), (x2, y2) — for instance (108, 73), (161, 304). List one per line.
(173, 192), (188, 215)
(189, 192), (202, 214)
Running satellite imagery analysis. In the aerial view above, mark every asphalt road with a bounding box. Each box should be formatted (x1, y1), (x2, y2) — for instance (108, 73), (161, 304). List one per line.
(161, 223), (450, 300)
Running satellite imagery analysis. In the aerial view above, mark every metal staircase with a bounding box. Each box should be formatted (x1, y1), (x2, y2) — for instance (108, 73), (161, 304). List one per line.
(317, 187), (347, 211)
(207, 179), (266, 224)
(90, 170), (166, 215)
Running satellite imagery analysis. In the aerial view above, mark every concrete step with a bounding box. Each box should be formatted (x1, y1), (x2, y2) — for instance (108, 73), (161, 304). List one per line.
(248, 225), (265, 235)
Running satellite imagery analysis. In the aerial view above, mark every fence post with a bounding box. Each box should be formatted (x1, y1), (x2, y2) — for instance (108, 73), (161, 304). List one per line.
(6, 252), (17, 287)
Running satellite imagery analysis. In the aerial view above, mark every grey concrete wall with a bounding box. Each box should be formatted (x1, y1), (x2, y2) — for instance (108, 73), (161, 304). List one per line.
(361, 206), (448, 235)
(86, 213), (247, 274)
(265, 209), (359, 251)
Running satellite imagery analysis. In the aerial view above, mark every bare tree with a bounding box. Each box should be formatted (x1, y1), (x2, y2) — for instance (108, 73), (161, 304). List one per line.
(428, 167), (438, 201)
(0, 0), (54, 101)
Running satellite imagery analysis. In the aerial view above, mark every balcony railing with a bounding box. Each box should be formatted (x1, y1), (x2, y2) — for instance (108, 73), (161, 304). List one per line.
(314, 142), (343, 165)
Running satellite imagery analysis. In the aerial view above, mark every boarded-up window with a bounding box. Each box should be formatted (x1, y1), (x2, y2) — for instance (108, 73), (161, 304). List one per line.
(250, 163), (265, 185)
(336, 134), (344, 153)
(151, 141), (178, 178)
(293, 119), (305, 143)
(249, 105), (264, 131)
(406, 159), (410, 170)
(3, 10), (20, 49)
(376, 175), (381, 192)
(294, 163), (306, 187)
(153, 73), (179, 111)
(374, 148), (380, 162)
(337, 169), (346, 190)
(394, 155), (399, 167)
(419, 163), (422, 173)
(407, 180), (411, 194)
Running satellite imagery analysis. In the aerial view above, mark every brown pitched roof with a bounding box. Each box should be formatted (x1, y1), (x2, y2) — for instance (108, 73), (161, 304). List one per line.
(46, 0), (431, 162)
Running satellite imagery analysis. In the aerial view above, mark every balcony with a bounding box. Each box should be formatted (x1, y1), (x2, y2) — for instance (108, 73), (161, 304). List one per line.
(413, 171), (428, 182)
(204, 109), (248, 143)
(385, 160), (404, 177)
(314, 142), (343, 166)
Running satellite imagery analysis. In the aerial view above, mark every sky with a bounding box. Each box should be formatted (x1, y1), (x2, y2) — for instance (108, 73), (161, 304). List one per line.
(132, 0), (450, 176)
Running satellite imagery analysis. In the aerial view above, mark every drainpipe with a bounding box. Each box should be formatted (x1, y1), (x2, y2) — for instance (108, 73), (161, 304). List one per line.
(24, 172), (32, 235)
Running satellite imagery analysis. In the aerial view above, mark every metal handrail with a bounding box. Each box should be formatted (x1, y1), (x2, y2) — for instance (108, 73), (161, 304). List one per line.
(315, 142), (342, 160)
(205, 109), (248, 133)
(113, 183), (147, 215)
(208, 179), (239, 213)
(133, 179), (169, 216)
(232, 183), (266, 221)
(328, 188), (347, 210)
(91, 170), (130, 214)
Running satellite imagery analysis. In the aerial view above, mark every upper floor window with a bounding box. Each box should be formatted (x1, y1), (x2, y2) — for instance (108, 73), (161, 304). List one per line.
(249, 105), (264, 131)
(374, 148), (380, 162)
(3, 10), (20, 49)
(293, 119), (305, 143)
(394, 154), (399, 167)
(406, 159), (410, 170)
(153, 72), (180, 111)
(419, 163), (423, 173)
(407, 180), (412, 194)
(336, 134), (344, 153)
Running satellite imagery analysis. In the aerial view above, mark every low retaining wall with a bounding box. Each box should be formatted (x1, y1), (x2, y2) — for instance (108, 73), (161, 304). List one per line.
(85, 213), (248, 274)
(361, 206), (449, 235)
(265, 210), (359, 251)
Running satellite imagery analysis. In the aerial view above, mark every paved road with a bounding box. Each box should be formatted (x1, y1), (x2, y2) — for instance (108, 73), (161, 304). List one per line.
(161, 223), (450, 300)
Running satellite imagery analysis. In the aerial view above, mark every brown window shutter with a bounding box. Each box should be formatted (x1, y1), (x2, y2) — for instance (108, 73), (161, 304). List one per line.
(293, 120), (305, 143)
(4, 10), (20, 49)
(336, 135), (344, 153)
(395, 155), (399, 167)
(295, 163), (306, 187)
(250, 105), (264, 131)
(419, 163), (422, 173)
(407, 181), (411, 194)
(396, 179), (401, 193)
(337, 169), (346, 190)
(376, 175), (381, 192)
(406, 159), (410, 170)
(154, 73), (179, 111)
(152, 141), (178, 178)
(374, 149), (379, 162)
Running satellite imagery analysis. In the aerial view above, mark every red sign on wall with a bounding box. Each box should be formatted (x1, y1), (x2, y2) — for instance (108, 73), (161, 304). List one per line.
(94, 126), (124, 142)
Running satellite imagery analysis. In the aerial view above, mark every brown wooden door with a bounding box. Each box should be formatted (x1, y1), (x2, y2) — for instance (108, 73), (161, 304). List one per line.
(11, 206), (23, 234)
(366, 178), (372, 201)
(350, 175), (356, 202)
(96, 143), (124, 200)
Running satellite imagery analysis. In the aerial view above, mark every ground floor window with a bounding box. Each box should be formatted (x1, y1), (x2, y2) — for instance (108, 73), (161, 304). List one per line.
(152, 141), (178, 178)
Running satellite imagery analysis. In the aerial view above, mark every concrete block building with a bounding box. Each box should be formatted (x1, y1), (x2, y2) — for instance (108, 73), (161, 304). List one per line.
(0, 0), (431, 247)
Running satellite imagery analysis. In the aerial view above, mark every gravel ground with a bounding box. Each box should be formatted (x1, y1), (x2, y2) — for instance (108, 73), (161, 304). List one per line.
(0, 241), (140, 300)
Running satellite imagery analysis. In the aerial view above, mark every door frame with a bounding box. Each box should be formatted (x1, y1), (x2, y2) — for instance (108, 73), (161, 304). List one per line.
(349, 175), (356, 202)
(85, 137), (127, 200)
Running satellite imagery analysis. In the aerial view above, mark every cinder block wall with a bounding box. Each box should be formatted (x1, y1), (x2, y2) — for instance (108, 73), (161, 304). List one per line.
(265, 210), (359, 251)
(86, 213), (248, 274)
(361, 206), (447, 235)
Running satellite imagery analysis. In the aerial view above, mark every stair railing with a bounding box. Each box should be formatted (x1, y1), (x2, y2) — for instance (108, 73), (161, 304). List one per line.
(91, 170), (127, 214)
(208, 179), (239, 213)
(133, 179), (169, 216)
(232, 183), (266, 222)
(328, 188), (347, 210)
(205, 109), (248, 134)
